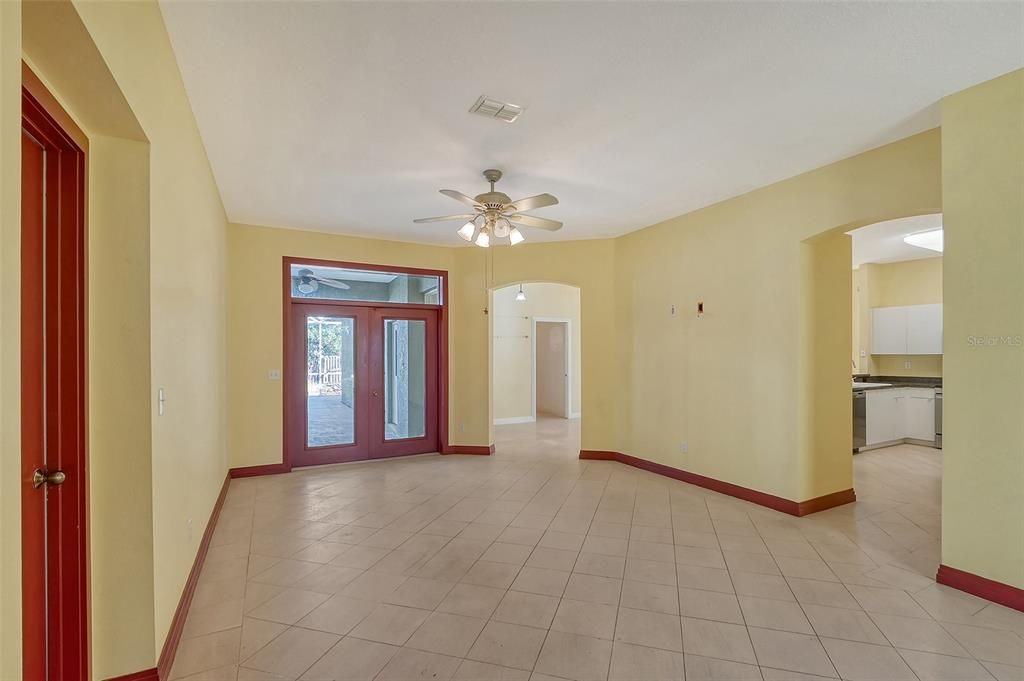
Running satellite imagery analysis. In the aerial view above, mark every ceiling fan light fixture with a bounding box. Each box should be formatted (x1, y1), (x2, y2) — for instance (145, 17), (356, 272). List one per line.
(297, 280), (317, 294)
(415, 170), (561, 246)
(457, 221), (477, 242)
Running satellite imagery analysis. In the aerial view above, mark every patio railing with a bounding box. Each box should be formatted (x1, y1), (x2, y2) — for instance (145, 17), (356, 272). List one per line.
(310, 354), (342, 386)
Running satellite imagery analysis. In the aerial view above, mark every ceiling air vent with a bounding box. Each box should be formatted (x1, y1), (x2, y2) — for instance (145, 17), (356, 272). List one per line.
(469, 95), (524, 123)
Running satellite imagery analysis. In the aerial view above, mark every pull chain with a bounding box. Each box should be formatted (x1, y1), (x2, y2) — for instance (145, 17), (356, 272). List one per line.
(482, 246), (496, 315)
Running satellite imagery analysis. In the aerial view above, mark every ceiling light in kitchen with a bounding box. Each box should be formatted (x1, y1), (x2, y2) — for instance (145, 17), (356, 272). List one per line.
(903, 228), (943, 253)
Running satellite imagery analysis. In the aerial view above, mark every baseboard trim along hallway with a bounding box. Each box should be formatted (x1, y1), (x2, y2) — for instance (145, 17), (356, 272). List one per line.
(578, 450), (855, 517)
(229, 462), (292, 478)
(936, 564), (1024, 613)
(156, 473), (232, 680)
(441, 444), (495, 455)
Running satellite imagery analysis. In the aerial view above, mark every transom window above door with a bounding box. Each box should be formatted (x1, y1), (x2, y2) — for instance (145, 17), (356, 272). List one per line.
(290, 263), (443, 305)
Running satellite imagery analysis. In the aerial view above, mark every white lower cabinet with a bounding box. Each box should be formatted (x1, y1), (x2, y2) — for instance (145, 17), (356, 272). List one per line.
(905, 389), (936, 441)
(866, 389), (903, 445)
(864, 387), (935, 447)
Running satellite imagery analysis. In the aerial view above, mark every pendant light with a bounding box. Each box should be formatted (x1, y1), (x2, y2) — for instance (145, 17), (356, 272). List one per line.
(515, 284), (527, 302)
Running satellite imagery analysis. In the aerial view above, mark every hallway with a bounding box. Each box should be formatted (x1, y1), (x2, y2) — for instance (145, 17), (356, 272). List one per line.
(169, 425), (1023, 681)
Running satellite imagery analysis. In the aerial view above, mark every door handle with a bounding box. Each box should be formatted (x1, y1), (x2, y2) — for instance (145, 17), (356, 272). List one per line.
(32, 468), (66, 489)
(372, 390), (380, 398)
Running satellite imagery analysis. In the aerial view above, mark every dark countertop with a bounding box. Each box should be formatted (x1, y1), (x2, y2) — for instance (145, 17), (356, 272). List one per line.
(853, 375), (942, 391)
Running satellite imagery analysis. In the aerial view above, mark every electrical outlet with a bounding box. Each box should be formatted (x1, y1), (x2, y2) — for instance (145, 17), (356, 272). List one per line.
(158, 388), (165, 416)
(680, 440), (688, 454)
(671, 305), (676, 316)
(904, 360), (912, 369)
(459, 423), (466, 434)
(268, 369), (281, 380)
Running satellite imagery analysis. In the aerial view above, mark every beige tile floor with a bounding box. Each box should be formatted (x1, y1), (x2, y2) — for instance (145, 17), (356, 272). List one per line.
(170, 418), (1024, 681)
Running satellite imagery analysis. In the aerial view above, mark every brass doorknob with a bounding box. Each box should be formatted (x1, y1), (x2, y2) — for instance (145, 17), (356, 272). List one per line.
(32, 468), (66, 489)
(372, 390), (381, 397)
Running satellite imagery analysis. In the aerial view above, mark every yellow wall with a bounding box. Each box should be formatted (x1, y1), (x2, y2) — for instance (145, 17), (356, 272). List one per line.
(798, 231), (854, 501)
(227, 224), (619, 465)
(227, 133), (940, 506)
(853, 257), (944, 377)
(227, 222), (457, 467)
(492, 283), (582, 421)
(941, 69), (1024, 590)
(467, 241), (621, 452)
(87, 134), (157, 673)
(72, 0), (230, 665)
(614, 129), (942, 502)
(2, 1), (229, 676)
(870, 257), (943, 305)
(0, 1), (21, 675)
(0, 2), (1015, 672)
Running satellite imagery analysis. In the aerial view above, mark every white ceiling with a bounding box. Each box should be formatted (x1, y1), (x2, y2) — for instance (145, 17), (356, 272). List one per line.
(160, 1), (1023, 246)
(851, 214), (943, 267)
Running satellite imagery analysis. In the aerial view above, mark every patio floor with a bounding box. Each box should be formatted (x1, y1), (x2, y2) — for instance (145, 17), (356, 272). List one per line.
(307, 394), (400, 446)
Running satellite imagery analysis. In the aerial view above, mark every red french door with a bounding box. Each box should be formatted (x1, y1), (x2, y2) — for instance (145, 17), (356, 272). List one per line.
(21, 79), (89, 680)
(288, 303), (439, 466)
(369, 308), (439, 459)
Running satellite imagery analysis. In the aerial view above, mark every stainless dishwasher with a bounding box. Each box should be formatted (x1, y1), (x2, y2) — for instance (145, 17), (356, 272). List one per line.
(853, 390), (866, 452)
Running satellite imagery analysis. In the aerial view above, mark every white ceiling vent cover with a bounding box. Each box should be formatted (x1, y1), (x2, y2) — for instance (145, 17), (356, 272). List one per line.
(469, 95), (524, 123)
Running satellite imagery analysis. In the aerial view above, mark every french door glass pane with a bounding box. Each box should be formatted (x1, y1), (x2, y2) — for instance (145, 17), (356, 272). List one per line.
(306, 315), (355, 447)
(384, 319), (426, 440)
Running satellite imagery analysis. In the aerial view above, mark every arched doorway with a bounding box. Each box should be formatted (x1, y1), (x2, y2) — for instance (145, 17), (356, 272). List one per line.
(490, 282), (581, 458)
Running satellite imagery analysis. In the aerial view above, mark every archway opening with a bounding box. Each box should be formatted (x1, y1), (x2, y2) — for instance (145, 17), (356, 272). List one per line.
(490, 282), (581, 458)
(802, 212), (943, 578)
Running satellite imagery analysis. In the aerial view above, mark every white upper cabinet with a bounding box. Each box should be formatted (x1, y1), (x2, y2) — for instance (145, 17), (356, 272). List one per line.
(871, 307), (910, 354)
(871, 304), (942, 355)
(906, 304), (943, 354)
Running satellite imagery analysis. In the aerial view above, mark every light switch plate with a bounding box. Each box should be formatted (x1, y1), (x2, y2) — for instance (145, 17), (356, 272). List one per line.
(268, 369), (281, 380)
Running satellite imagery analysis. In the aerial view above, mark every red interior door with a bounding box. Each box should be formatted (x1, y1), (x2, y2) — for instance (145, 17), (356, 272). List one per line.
(21, 85), (89, 680)
(288, 303), (439, 466)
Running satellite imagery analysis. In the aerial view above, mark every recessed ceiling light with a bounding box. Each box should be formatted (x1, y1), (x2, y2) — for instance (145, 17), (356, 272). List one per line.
(903, 228), (943, 253)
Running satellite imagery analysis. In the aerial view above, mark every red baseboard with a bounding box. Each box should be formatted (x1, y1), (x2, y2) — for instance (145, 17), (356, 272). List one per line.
(442, 444), (494, 455)
(156, 473), (231, 679)
(579, 450), (854, 517)
(229, 462), (292, 478)
(936, 564), (1024, 613)
(106, 669), (159, 681)
(796, 488), (857, 515)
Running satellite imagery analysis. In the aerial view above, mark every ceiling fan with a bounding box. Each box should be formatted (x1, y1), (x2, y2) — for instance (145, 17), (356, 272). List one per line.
(294, 267), (351, 294)
(414, 169), (561, 247)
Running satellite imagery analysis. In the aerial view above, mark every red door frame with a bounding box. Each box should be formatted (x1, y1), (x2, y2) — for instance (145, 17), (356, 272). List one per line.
(282, 257), (449, 469)
(21, 67), (90, 681)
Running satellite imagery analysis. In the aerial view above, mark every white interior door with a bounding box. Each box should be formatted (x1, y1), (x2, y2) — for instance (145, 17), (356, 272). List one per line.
(535, 320), (570, 418)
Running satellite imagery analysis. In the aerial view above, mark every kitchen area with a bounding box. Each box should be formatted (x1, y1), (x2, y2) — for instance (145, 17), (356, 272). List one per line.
(850, 215), (943, 453)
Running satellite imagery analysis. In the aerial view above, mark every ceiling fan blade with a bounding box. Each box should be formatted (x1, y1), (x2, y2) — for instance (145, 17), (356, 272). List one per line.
(508, 214), (563, 231)
(313, 276), (351, 290)
(439, 189), (483, 209)
(505, 193), (558, 213)
(413, 213), (476, 224)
